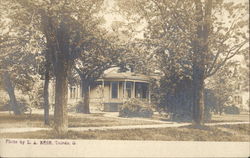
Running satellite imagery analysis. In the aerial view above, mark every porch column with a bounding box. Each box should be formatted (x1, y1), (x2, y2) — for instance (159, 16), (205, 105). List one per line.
(102, 79), (104, 105)
(123, 80), (127, 103)
(88, 85), (91, 105)
(133, 81), (136, 98)
(148, 83), (151, 103)
(109, 82), (111, 100)
(117, 81), (120, 98)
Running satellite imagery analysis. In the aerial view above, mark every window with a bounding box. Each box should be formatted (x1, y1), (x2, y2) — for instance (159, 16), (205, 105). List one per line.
(142, 84), (148, 99)
(135, 83), (148, 99)
(111, 82), (118, 98)
(135, 83), (141, 98)
(234, 96), (242, 104)
(126, 82), (132, 98)
(70, 87), (76, 99)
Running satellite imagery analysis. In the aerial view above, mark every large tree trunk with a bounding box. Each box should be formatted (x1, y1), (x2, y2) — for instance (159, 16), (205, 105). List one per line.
(53, 22), (71, 134)
(192, 0), (212, 125)
(43, 55), (50, 125)
(80, 79), (90, 114)
(2, 71), (21, 115)
(54, 62), (69, 134)
(192, 0), (205, 125)
(192, 66), (205, 125)
(41, 13), (70, 134)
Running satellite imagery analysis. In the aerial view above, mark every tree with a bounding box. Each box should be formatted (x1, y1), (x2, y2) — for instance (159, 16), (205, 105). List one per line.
(74, 34), (121, 113)
(38, 50), (52, 125)
(117, 0), (249, 125)
(13, 0), (105, 134)
(0, 0), (42, 115)
(206, 62), (236, 114)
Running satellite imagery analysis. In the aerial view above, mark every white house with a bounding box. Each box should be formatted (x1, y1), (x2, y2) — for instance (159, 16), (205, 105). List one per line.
(49, 67), (151, 112)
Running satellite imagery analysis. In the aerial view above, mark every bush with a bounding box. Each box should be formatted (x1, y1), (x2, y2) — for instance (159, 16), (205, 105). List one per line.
(224, 105), (240, 114)
(0, 103), (10, 111)
(119, 99), (154, 118)
(0, 96), (9, 111)
(75, 101), (83, 113)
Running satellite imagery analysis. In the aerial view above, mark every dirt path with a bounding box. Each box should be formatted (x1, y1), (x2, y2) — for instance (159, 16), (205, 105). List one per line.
(1, 121), (249, 134)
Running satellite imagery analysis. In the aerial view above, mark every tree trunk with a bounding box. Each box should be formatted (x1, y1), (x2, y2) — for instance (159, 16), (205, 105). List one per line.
(54, 63), (68, 134)
(80, 79), (90, 114)
(192, 0), (207, 125)
(2, 71), (21, 115)
(191, 0), (212, 126)
(41, 13), (71, 134)
(43, 55), (50, 125)
(52, 19), (71, 135)
(192, 66), (205, 125)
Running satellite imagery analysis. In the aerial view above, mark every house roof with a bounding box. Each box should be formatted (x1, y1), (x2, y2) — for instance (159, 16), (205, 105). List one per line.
(97, 67), (151, 82)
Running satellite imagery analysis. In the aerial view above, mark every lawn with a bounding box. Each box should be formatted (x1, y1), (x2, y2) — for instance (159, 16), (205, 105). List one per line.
(1, 124), (249, 141)
(1, 110), (249, 129)
(211, 114), (249, 123)
(1, 112), (249, 141)
(0, 112), (161, 129)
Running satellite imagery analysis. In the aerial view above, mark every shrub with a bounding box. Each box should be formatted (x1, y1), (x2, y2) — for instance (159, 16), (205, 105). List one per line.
(224, 105), (240, 114)
(0, 103), (10, 111)
(75, 101), (83, 113)
(119, 99), (154, 118)
(67, 103), (76, 112)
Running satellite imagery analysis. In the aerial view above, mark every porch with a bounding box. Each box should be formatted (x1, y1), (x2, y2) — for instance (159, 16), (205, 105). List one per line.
(91, 79), (151, 112)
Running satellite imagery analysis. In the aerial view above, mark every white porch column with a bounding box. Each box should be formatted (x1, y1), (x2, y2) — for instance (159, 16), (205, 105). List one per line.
(102, 79), (104, 101)
(109, 82), (111, 100)
(102, 79), (105, 111)
(123, 80), (127, 103)
(117, 81), (120, 98)
(148, 84), (151, 103)
(88, 85), (90, 101)
(133, 81), (136, 98)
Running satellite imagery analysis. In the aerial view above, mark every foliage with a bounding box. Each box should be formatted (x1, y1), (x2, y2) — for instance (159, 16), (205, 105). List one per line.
(119, 99), (153, 118)
(224, 105), (240, 115)
(0, 0), (45, 115)
(159, 75), (211, 122)
(205, 62), (236, 114)
(117, 0), (249, 124)
(10, 0), (108, 131)
(75, 101), (84, 113)
(117, 0), (249, 78)
(28, 82), (44, 108)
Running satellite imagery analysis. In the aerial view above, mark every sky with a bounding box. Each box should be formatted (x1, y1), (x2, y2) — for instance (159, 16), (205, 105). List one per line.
(103, 0), (124, 29)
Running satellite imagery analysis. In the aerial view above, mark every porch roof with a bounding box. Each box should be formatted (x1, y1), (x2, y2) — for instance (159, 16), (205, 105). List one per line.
(97, 72), (150, 82)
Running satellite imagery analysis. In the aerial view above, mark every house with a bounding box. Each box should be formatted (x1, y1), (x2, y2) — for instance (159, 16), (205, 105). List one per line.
(231, 82), (249, 112)
(231, 66), (249, 112)
(49, 67), (151, 112)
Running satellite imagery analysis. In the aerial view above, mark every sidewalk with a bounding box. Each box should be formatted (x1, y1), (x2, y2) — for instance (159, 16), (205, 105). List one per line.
(1, 121), (249, 134)
(103, 112), (173, 124)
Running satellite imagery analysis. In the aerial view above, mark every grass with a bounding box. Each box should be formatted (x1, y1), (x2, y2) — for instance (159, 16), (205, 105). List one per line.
(211, 114), (249, 123)
(0, 112), (160, 129)
(150, 112), (250, 123)
(1, 111), (249, 141)
(0, 113), (49, 128)
(1, 110), (248, 129)
(1, 124), (249, 141)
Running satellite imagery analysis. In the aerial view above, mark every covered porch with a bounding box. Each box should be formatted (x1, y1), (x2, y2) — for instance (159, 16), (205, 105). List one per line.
(93, 73), (151, 112)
